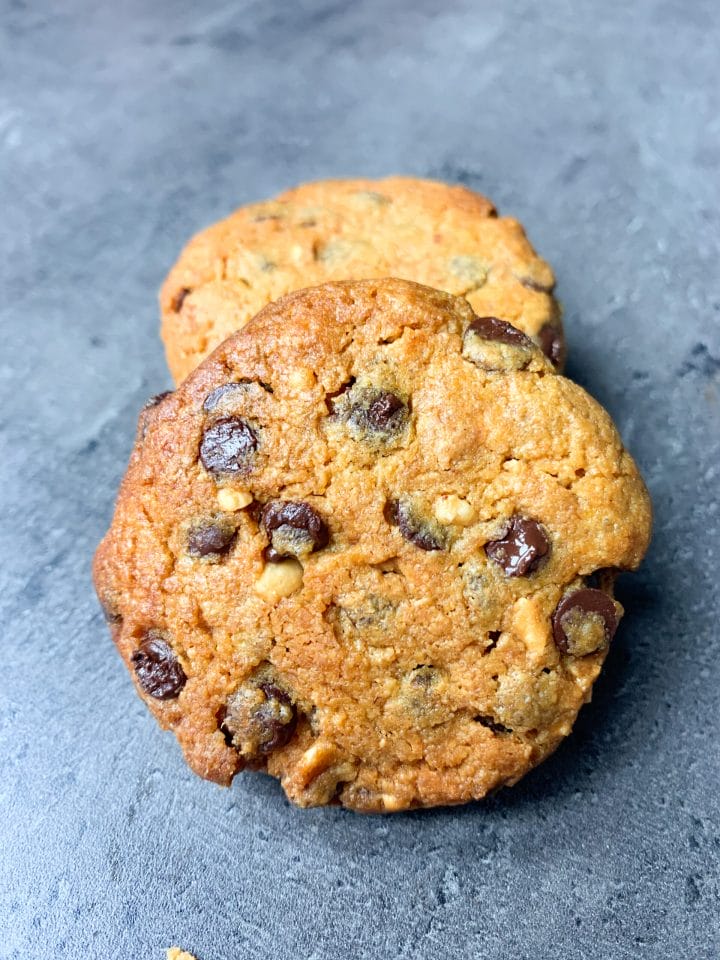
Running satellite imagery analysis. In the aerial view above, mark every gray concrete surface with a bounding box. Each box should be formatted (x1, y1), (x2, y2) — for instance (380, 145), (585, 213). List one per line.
(1, 1), (719, 957)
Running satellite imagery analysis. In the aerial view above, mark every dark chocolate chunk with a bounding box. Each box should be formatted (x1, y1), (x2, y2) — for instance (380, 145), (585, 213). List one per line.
(538, 324), (564, 367)
(187, 517), (237, 558)
(220, 680), (297, 758)
(260, 500), (329, 559)
(466, 316), (533, 348)
(131, 633), (187, 700)
(387, 499), (447, 551)
(171, 287), (191, 312)
(199, 417), (258, 476)
(552, 588), (618, 656)
(485, 516), (549, 576)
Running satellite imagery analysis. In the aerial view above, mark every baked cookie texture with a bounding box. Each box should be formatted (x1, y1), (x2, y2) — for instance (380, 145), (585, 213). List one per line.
(160, 176), (564, 384)
(95, 279), (651, 813)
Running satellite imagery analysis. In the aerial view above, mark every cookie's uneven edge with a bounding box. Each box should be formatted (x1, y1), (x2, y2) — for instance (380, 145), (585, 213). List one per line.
(96, 279), (651, 813)
(159, 176), (564, 384)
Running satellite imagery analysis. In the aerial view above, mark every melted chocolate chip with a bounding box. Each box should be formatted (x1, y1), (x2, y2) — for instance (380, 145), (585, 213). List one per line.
(466, 316), (533, 348)
(131, 633), (187, 700)
(474, 714), (512, 734)
(187, 517), (237, 558)
(349, 388), (408, 438)
(220, 680), (297, 758)
(203, 380), (273, 411)
(538, 324), (564, 367)
(199, 417), (259, 476)
(365, 391), (407, 432)
(260, 500), (329, 559)
(552, 588), (618, 656)
(387, 500), (447, 551)
(330, 382), (409, 442)
(485, 516), (550, 577)
(171, 287), (191, 312)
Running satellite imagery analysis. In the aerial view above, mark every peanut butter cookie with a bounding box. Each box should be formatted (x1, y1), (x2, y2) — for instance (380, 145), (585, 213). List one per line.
(160, 177), (563, 383)
(95, 279), (651, 812)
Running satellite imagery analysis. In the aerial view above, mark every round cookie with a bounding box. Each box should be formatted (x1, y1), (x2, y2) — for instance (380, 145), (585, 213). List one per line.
(95, 279), (651, 812)
(160, 176), (564, 383)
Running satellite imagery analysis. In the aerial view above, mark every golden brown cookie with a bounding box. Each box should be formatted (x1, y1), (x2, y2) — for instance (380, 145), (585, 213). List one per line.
(95, 279), (651, 812)
(160, 177), (564, 383)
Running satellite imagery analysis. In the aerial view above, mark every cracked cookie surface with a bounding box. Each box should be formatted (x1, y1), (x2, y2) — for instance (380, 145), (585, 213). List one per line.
(95, 279), (651, 812)
(160, 176), (564, 383)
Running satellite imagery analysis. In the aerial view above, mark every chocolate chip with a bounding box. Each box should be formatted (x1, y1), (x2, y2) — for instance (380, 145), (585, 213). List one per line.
(138, 391), (174, 439)
(485, 516), (550, 576)
(143, 391), (173, 411)
(203, 380), (273, 411)
(474, 714), (512, 734)
(187, 516), (238, 558)
(199, 417), (259, 476)
(332, 383), (409, 442)
(466, 316), (533, 347)
(552, 588), (618, 656)
(220, 680), (297, 758)
(386, 499), (447, 551)
(365, 391), (407, 432)
(260, 500), (329, 559)
(538, 324), (564, 367)
(131, 633), (187, 700)
(462, 317), (537, 372)
(171, 287), (191, 312)
(519, 276), (554, 294)
(251, 213), (284, 222)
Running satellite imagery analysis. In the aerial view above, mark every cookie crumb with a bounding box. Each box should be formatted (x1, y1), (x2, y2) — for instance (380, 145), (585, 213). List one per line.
(167, 949), (198, 960)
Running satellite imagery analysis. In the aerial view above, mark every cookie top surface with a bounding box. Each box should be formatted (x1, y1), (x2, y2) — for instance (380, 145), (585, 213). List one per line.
(160, 176), (563, 383)
(95, 279), (651, 812)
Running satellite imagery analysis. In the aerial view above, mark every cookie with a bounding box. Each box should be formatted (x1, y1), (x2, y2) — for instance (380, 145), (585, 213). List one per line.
(94, 279), (651, 812)
(160, 176), (564, 383)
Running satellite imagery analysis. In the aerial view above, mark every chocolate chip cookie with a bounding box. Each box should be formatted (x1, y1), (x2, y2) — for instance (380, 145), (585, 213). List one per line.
(95, 279), (651, 812)
(160, 177), (564, 383)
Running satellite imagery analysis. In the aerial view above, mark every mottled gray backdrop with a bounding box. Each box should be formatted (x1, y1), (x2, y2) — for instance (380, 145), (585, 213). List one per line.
(1, 1), (719, 957)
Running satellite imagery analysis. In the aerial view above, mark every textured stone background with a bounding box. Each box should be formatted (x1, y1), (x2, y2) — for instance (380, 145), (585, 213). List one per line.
(1, 1), (719, 957)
